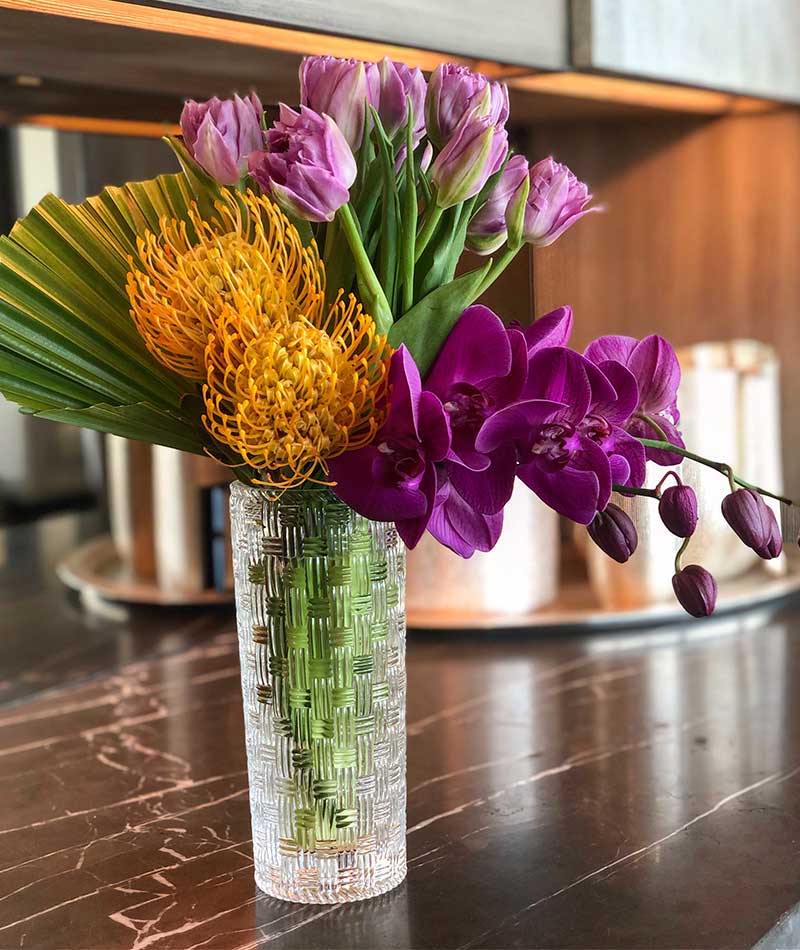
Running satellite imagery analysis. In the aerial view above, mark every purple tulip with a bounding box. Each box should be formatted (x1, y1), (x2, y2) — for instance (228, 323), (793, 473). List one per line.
(299, 55), (379, 150)
(377, 57), (426, 142)
(523, 157), (600, 247)
(426, 63), (508, 148)
(672, 565), (718, 617)
(328, 347), (450, 549)
(721, 488), (783, 559)
(180, 93), (263, 186)
(249, 105), (356, 223)
(584, 334), (684, 466)
(587, 504), (638, 563)
(467, 155), (529, 255)
(477, 346), (646, 524)
(430, 111), (508, 209)
(659, 484), (698, 538)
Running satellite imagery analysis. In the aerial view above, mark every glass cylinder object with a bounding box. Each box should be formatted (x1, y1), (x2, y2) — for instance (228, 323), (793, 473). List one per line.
(229, 482), (407, 903)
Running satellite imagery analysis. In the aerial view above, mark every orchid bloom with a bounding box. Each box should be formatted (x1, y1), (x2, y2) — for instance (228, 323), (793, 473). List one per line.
(477, 346), (645, 524)
(328, 347), (450, 549)
(583, 334), (684, 465)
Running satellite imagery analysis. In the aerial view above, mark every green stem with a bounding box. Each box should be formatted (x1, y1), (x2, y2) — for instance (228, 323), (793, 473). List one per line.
(337, 203), (393, 335)
(612, 484), (661, 499)
(414, 204), (443, 262)
(635, 411), (669, 443)
(401, 113), (417, 314)
(475, 244), (521, 298)
(674, 535), (691, 575)
(637, 437), (794, 506)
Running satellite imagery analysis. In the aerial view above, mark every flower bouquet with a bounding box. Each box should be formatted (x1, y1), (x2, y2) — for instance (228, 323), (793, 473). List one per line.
(0, 55), (792, 903)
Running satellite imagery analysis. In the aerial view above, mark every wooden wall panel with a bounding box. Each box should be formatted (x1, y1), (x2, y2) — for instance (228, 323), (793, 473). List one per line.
(528, 110), (800, 493)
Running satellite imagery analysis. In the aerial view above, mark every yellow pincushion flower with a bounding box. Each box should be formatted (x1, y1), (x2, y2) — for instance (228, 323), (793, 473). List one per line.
(127, 191), (325, 380)
(127, 190), (391, 487)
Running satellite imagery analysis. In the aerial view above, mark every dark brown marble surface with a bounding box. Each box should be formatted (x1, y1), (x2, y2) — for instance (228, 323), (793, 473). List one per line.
(2, 512), (800, 949)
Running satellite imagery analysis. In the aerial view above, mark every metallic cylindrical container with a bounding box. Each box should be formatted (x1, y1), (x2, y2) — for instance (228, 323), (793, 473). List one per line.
(406, 481), (559, 625)
(585, 340), (784, 609)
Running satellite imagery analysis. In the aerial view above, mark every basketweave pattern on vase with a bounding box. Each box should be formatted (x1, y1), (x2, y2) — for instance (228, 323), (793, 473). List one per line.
(230, 482), (407, 903)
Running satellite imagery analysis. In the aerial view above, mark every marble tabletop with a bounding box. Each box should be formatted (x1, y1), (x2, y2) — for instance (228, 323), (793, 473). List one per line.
(2, 511), (800, 949)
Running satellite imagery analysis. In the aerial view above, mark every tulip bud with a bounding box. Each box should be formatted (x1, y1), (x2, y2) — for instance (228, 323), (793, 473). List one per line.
(249, 105), (356, 223)
(430, 112), (508, 210)
(587, 503), (638, 563)
(180, 93), (263, 186)
(299, 55), (379, 150)
(658, 484), (698, 538)
(425, 63), (508, 148)
(721, 488), (782, 559)
(466, 154), (528, 255)
(524, 156), (600, 247)
(672, 565), (718, 617)
(377, 57), (427, 141)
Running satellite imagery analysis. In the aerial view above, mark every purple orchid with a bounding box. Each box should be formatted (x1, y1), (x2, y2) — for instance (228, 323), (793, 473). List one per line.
(427, 474), (504, 558)
(583, 334), (684, 465)
(477, 346), (645, 524)
(422, 305), (527, 556)
(328, 347), (450, 549)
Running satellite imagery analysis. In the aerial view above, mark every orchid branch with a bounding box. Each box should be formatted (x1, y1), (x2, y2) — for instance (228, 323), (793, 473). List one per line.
(636, 437), (795, 507)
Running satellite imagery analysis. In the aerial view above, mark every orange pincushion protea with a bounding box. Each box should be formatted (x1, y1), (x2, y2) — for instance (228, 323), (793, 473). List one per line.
(127, 190), (391, 488)
(204, 290), (389, 487)
(127, 191), (325, 380)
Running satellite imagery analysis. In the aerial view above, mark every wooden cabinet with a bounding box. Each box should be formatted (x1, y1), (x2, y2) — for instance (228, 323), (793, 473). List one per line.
(134, 0), (569, 69)
(572, 0), (800, 102)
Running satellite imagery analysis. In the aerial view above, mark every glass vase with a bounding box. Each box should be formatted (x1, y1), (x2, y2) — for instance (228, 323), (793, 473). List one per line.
(229, 482), (407, 904)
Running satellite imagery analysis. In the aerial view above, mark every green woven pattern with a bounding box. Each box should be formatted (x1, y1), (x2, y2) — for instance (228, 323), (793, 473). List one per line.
(230, 483), (407, 903)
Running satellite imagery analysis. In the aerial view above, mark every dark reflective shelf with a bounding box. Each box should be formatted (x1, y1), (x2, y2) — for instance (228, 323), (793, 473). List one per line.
(2, 512), (800, 949)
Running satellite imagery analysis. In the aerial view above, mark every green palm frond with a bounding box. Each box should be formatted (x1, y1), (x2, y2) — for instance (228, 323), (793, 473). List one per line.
(0, 140), (221, 452)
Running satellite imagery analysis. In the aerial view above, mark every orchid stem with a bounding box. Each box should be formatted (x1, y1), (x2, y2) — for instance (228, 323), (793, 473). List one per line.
(337, 203), (393, 335)
(674, 535), (691, 575)
(635, 412), (670, 443)
(612, 484), (661, 499)
(637, 437), (795, 507)
(414, 204), (443, 262)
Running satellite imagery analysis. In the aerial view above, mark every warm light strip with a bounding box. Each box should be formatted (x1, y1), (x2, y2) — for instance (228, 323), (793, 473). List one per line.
(19, 114), (181, 137)
(0, 0), (780, 116)
(509, 72), (777, 115)
(0, 0), (516, 76)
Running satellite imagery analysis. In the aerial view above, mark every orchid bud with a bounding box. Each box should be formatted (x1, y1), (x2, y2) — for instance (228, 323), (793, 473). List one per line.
(299, 55), (379, 150)
(466, 154), (528, 255)
(430, 112), (508, 210)
(249, 105), (356, 223)
(180, 93), (263, 186)
(721, 488), (782, 559)
(672, 565), (718, 617)
(377, 57), (426, 142)
(587, 503), (638, 563)
(425, 63), (508, 148)
(524, 157), (600, 247)
(658, 484), (698, 538)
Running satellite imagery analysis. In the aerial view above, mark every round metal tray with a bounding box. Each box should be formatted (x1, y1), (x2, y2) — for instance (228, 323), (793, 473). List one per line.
(57, 534), (232, 606)
(408, 552), (800, 631)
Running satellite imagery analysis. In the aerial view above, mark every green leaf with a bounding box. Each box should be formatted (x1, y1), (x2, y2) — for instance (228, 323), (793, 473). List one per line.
(400, 107), (418, 314)
(35, 401), (205, 455)
(388, 260), (492, 375)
